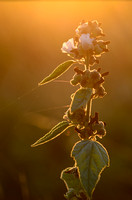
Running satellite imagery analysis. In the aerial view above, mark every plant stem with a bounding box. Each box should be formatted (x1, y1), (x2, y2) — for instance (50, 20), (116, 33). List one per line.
(86, 98), (92, 123)
(85, 53), (92, 123)
(85, 52), (90, 70)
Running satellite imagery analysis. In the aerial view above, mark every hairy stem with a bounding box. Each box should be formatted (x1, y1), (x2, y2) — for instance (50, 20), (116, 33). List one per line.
(85, 52), (90, 70)
(85, 53), (92, 122)
(86, 98), (92, 123)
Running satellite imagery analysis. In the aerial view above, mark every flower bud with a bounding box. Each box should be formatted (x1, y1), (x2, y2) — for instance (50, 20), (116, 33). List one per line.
(90, 69), (101, 84)
(83, 69), (91, 78)
(92, 27), (104, 38)
(70, 74), (82, 86)
(98, 121), (105, 128)
(70, 79), (78, 86)
(89, 20), (104, 37)
(96, 86), (107, 98)
(78, 127), (93, 139)
(75, 22), (91, 35)
(97, 128), (106, 138)
(92, 121), (104, 131)
(94, 44), (104, 55)
(97, 40), (108, 50)
(80, 70), (93, 88)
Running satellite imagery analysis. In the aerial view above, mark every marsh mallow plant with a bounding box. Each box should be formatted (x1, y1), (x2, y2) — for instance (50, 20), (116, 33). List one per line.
(32, 20), (110, 200)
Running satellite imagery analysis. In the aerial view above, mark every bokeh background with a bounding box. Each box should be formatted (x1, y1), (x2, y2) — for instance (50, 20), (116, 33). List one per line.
(0, 1), (132, 200)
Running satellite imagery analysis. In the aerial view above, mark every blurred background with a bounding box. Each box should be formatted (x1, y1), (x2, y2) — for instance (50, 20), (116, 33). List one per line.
(0, 1), (132, 200)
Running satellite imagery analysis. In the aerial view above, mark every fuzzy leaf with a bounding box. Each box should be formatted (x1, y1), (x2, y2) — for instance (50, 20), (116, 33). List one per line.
(61, 167), (87, 199)
(31, 121), (73, 147)
(61, 167), (82, 192)
(39, 60), (75, 85)
(70, 88), (92, 113)
(71, 140), (110, 199)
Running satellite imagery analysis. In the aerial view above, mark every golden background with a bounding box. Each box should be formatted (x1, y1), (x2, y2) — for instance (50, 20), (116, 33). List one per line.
(0, 1), (132, 200)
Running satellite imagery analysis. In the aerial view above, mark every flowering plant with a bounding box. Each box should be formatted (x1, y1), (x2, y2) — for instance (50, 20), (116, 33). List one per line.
(32, 20), (110, 200)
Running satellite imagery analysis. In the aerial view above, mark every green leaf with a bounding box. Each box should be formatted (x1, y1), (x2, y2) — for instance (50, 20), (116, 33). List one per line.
(31, 121), (73, 147)
(70, 88), (92, 113)
(39, 60), (75, 85)
(61, 167), (87, 199)
(61, 167), (83, 192)
(71, 140), (110, 199)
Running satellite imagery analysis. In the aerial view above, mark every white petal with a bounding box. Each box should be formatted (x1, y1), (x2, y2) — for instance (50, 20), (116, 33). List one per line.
(61, 38), (75, 54)
(61, 42), (68, 53)
(79, 33), (94, 50)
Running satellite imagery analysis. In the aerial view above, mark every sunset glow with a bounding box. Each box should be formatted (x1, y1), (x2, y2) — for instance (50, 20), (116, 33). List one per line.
(0, 1), (132, 200)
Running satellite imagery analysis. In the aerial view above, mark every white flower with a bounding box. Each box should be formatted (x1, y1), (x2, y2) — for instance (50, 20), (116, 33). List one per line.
(61, 38), (76, 54)
(75, 22), (89, 34)
(79, 33), (94, 51)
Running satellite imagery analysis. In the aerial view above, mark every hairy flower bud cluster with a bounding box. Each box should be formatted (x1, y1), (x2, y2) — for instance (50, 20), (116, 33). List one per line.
(61, 20), (110, 63)
(77, 120), (106, 140)
(92, 121), (106, 138)
(75, 20), (104, 37)
(70, 68), (107, 98)
(63, 108), (106, 140)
